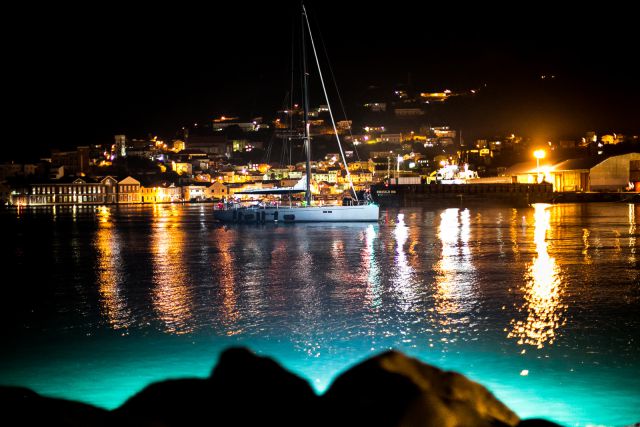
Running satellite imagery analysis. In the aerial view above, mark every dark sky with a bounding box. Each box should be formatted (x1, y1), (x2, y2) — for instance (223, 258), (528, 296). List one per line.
(4, 2), (638, 160)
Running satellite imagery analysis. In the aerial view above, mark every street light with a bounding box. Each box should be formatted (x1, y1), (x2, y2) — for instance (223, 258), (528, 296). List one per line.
(533, 149), (546, 183)
(397, 155), (403, 179)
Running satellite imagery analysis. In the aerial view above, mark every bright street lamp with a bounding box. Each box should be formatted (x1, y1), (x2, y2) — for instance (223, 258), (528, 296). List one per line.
(533, 149), (546, 183)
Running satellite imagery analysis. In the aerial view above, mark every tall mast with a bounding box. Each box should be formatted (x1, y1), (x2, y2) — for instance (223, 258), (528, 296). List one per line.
(301, 4), (312, 206)
(302, 4), (358, 202)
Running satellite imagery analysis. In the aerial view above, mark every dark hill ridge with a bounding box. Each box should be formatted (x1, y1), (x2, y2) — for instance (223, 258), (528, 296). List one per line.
(0, 347), (570, 426)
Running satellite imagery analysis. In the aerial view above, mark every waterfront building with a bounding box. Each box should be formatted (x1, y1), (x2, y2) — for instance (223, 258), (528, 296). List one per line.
(117, 176), (142, 203)
(588, 153), (640, 191)
(549, 158), (597, 192)
(141, 183), (181, 203)
(504, 153), (640, 192)
(9, 176), (140, 206)
(182, 184), (209, 201)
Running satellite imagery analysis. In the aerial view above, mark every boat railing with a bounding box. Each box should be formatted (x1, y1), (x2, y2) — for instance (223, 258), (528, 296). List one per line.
(213, 199), (376, 211)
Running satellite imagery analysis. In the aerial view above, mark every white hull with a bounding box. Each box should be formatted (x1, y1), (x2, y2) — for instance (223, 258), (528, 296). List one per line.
(213, 204), (379, 223)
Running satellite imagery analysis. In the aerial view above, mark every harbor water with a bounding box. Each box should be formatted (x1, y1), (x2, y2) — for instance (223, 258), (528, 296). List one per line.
(1, 203), (638, 426)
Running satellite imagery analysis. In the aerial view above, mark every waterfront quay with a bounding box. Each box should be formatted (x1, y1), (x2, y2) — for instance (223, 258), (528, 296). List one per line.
(372, 182), (640, 207)
(373, 182), (555, 206)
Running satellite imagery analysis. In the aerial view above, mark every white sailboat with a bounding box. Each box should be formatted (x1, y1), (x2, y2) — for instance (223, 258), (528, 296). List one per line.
(213, 4), (379, 223)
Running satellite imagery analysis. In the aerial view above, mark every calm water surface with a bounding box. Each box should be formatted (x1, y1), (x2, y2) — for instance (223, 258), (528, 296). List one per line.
(1, 203), (639, 426)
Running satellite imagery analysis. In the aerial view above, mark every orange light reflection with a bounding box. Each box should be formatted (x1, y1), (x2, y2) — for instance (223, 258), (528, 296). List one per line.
(508, 204), (565, 349)
(95, 207), (133, 329)
(151, 204), (194, 335)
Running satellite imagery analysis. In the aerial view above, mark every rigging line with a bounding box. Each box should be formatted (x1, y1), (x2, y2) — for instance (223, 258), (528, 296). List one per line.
(302, 4), (358, 201)
(289, 16), (296, 167)
(264, 131), (273, 164)
(301, 4), (312, 205)
(277, 91), (291, 166)
(290, 16), (295, 135)
(265, 92), (287, 165)
(312, 11), (361, 162)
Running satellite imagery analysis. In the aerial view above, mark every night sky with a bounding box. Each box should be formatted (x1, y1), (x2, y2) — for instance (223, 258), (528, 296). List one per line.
(4, 2), (638, 160)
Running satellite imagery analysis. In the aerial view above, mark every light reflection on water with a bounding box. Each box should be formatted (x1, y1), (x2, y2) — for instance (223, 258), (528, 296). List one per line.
(96, 206), (132, 330)
(508, 204), (565, 349)
(151, 204), (193, 335)
(434, 208), (477, 331)
(1, 203), (639, 426)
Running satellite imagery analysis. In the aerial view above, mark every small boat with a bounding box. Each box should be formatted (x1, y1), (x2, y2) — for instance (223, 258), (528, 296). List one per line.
(214, 4), (378, 223)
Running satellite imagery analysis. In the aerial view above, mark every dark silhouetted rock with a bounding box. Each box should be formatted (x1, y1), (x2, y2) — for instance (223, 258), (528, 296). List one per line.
(4, 348), (572, 427)
(209, 347), (319, 426)
(115, 347), (318, 426)
(115, 378), (213, 426)
(0, 386), (112, 426)
(322, 350), (520, 427)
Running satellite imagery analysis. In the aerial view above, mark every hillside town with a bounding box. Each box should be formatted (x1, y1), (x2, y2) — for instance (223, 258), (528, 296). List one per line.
(2, 86), (639, 207)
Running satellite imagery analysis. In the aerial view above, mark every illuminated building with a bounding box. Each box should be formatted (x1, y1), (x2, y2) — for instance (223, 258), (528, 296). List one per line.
(171, 162), (193, 176)
(212, 116), (268, 132)
(419, 91), (451, 103)
(347, 160), (375, 173)
(117, 176), (142, 203)
(11, 176), (134, 206)
(549, 158), (597, 192)
(394, 108), (424, 117)
(114, 135), (127, 158)
(503, 153), (640, 192)
(140, 183), (181, 203)
(9, 176), (144, 206)
(182, 184), (208, 201)
(363, 102), (387, 112)
(380, 133), (403, 144)
(589, 153), (640, 191)
(206, 181), (230, 200)
(172, 140), (186, 152)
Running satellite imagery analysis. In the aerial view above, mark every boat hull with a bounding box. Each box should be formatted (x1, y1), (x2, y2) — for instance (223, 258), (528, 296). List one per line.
(213, 204), (379, 223)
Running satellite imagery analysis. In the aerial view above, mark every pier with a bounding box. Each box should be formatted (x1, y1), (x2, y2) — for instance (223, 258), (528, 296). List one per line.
(372, 182), (640, 206)
(373, 182), (552, 206)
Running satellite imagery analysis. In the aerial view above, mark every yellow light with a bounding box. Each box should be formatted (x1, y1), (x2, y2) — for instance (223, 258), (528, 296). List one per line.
(533, 150), (547, 183)
(508, 204), (565, 348)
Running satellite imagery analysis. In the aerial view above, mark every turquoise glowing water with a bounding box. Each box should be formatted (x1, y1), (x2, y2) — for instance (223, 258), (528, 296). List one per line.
(1, 203), (639, 426)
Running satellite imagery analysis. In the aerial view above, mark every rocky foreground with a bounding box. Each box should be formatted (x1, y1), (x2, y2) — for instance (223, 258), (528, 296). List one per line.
(0, 348), (565, 426)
